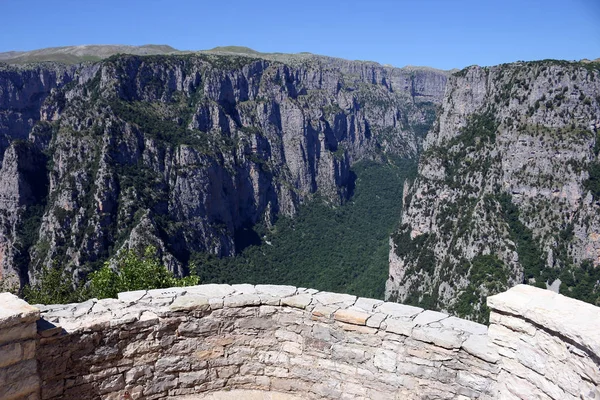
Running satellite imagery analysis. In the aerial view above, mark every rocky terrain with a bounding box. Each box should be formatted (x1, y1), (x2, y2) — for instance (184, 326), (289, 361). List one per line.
(0, 49), (448, 287)
(387, 60), (600, 321)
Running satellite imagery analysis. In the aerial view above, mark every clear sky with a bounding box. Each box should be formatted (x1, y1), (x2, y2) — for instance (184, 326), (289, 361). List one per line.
(0, 0), (598, 70)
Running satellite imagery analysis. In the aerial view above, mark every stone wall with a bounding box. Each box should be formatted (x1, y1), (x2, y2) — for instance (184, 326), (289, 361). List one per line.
(487, 285), (600, 399)
(0, 293), (40, 400)
(0, 284), (598, 399)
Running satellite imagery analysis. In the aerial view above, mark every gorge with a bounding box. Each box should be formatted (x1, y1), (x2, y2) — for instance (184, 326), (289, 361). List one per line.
(0, 46), (599, 324)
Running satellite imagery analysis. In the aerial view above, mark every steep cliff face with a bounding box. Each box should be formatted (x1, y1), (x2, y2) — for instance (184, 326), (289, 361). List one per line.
(387, 60), (600, 321)
(0, 63), (83, 165)
(0, 53), (448, 286)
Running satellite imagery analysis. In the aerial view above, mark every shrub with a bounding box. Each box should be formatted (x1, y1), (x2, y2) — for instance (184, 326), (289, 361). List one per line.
(22, 264), (85, 305)
(89, 246), (200, 299)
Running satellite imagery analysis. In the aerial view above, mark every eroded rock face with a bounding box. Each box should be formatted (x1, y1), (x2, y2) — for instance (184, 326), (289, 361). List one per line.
(387, 61), (600, 320)
(0, 54), (448, 285)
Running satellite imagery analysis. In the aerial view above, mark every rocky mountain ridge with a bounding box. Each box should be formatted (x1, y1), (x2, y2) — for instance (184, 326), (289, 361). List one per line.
(0, 51), (448, 287)
(386, 60), (600, 321)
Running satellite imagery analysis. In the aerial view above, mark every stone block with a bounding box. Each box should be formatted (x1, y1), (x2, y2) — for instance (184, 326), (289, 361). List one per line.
(354, 297), (384, 312)
(0, 322), (37, 346)
(489, 312), (536, 335)
(412, 310), (448, 326)
(258, 294), (280, 306)
(501, 358), (565, 399)
(124, 365), (153, 384)
(223, 294), (261, 308)
(516, 342), (548, 375)
(185, 284), (235, 298)
(36, 318), (63, 338)
(169, 295), (210, 312)
(412, 326), (465, 349)
(117, 289), (147, 303)
(235, 317), (273, 330)
(334, 309), (370, 325)
(461, 334), (499, 363)
(0, 342), (22, 368)
(255, 284), (297, 297)
(98, 373), (125, 395)
(385, 318), (415, 336)
(0, 293), (39, 328)
(281, 294), (312, 309)
(275, 329), (302, 343)
(311, 305), (339, 318)
(313, 291), (356, 306)
(373, 349), (397, 372)
(22, 340), (36, 360)
(282, 341), (303, 354)
(440, 316), (487, 335)
(487, 323), (519, 351)
(488, 284), (600, 358)
(336, 322), (377, 334)
(366, 312), (387, 328)
(230, 283), (256, 294)
(0, 359), (40, 400)
(376, 302), (423, 318)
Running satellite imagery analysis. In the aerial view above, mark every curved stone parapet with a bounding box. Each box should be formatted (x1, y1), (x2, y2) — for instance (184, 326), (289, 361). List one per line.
(487, 285), (600, 399)
(0, 284), (598, 399)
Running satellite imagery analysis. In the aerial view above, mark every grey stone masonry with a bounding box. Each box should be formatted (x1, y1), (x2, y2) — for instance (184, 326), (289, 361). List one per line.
(487, 284), (600, 400)
(1, 284), (597, 399)
(0, 284), (498, 399)
(0, 293), (41, 400)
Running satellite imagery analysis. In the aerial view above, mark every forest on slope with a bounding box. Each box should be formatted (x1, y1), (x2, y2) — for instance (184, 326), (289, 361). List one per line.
(0, 48), (443, 297)
(190, 157), (416, 299)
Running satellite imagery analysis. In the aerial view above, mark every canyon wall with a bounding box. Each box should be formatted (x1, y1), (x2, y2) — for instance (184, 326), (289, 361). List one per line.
(387, 60), (600, 321)
(0, 55), (447, 287)
(0, 284), (598, 399)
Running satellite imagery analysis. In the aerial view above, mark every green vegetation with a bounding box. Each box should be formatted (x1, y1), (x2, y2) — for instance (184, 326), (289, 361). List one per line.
(89, 247), (199, 299)
(497, 193), (545, 281)
(190, 158), (416, 299)
(452, 255), (509, 323)
(20, 247), (199, 304)
(557, 261), (600, 305)
(22, 264), (85, 305)
(585, 162), (600, 199)
(584, 131), (600, 199)
(497, 192), (600, 306)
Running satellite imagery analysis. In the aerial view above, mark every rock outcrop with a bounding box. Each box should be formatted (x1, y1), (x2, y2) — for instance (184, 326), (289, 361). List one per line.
(0, 53), (448, 287)
(387, 60), (600, 321)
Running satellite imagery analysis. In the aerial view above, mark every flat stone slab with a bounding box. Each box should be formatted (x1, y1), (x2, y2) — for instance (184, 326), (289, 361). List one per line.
(281, 294), (312, 309)
(172, 390), (305, 399)
(0, 293), (39, 327)
(488, 284), (600, 358)
(334, 309), (370, 325)
(185, 284), (235, 298)
(413, 310), (448, 326)
(256, 285), (297, 298)
(170, 295), (210, 312)
(376, 302), (423, 318)
(313, 291), (356, 306)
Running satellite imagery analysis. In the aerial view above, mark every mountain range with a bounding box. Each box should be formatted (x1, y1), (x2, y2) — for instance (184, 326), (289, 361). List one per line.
(0, 45), (598, 321)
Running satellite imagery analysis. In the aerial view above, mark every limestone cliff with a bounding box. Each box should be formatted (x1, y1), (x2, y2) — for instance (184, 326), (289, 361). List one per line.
(387, 60), (600, 321)
(0, 53), (448, 286)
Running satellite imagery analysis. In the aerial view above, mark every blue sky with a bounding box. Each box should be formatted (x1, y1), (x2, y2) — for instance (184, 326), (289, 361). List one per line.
(1, 0), (598, 70)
